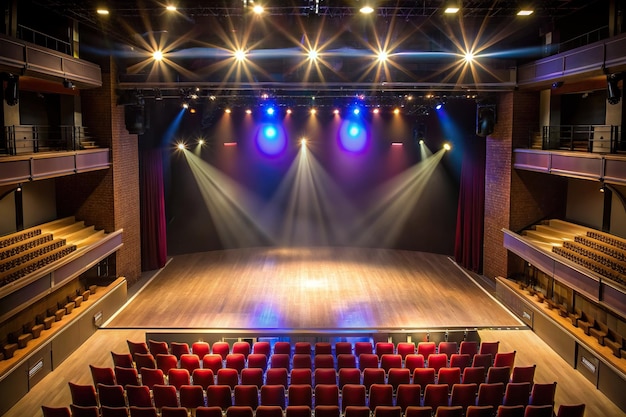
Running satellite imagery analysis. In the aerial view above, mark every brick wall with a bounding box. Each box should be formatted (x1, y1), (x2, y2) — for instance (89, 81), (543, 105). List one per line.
(483, 92), (514, 280)
(483, 91), (568, 281)
(57, 60), (142, 285)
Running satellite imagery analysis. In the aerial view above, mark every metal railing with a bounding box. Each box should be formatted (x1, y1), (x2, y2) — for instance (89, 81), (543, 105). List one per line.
(2, 125), (94, 156)
(535, 125), (623, 154)
(17, 24), (72, 56)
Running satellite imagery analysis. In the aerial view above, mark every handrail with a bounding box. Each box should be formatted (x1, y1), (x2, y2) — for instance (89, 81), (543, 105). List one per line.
(533, 125), (623, 154)
(17, 24), (72, 56)
(2, 125), (94, 156)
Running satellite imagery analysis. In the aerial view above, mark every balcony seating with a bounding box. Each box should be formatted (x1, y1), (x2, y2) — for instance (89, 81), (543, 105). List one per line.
(604, 329), (626, 358)
(589, 321), (609, 345)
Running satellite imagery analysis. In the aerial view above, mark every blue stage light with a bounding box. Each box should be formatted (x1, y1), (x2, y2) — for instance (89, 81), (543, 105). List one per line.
(339, 120), (368, 153)
(256, 123), (287, 156)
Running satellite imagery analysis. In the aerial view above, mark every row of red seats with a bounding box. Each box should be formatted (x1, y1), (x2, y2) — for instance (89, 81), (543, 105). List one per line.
(44, 403), (586, 417)
(132, 339), (496, 362)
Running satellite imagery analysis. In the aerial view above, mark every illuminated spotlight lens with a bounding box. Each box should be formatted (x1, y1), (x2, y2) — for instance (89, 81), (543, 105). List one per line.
(435, 103), (442, 110)
(308, 49), (318, 61)
(333, 109), (340, 115)
(257, 124), (287, 156)
(266, 107), (275, 115)
(464, 52), (474, 62)
(353, 108), (360, 115)
(177, 143), (185, 150)
(444, 143), (452, 151)
(198, 139), (205, 145)
(339, 121), (368, 153)
(393, 108), (400, 114)
(153, 50), (163, 61)
(377, 51), (388, 62)
(373, 108), (380, 114)
(234, 49), (246, 61)
(253, 5), (264, 14)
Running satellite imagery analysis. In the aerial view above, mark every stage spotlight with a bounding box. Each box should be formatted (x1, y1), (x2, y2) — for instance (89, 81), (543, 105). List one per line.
(234, 49), (246, 61)
(373, 108), (380, 114)
(308, 49), (319, 61)
(286, 108), (292, 115)
(177, 142), (186, 150)
(333, 109), (340, 115)
(377, 50), (388, 62)
(198, 139), (205, 145)
(225, 108), (232, 114)
(435, 102), (443, 110)
(393, 108), (400, 115)
(300, 138), (307, 146)
(166, 5), (176, 11)
(607, 73), (623, 105)
(153, 50), (163, 61)
(339, 120), (368, 153)
(353, 107), (360, 115)
(310, 108), (317, 115)
(360, 5), (374, 14)
(419, 139), (425, 145)
(245, 109), (252, 115)
(443, 142), (452, 151)
(182, 102), (189, 109)
(257, 123), (287, 156)
(464, 52), (474, 63)
(252, 5), (264, 14)
(266, 107), (275, 115)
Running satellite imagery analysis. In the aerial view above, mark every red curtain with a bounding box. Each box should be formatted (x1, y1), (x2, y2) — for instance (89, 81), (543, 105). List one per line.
(454, 138), (486, 273)
(140, 148), (168, 271)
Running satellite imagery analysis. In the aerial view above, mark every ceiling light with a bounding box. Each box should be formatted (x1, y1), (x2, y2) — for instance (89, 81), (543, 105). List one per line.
(360, 6), (374, 14)
(234, 49), (247, 61)
(517, 10), (533, 16)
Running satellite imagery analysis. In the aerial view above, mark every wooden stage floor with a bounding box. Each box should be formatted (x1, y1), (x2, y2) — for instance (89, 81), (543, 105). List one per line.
(105, 247), (523, 330)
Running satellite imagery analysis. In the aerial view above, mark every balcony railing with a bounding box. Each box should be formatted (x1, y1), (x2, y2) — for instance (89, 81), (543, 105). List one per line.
(17, 24), (72, 56)
(530, 125), (623, 154)
(2, 125), (96, 156)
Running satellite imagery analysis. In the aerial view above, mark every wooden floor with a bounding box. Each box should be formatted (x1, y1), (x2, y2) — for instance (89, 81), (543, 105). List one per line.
(106, 247), (522, 330)
(4, 247), (625, 417)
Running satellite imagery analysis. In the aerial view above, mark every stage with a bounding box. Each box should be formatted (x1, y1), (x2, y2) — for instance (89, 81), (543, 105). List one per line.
(105, 247), (523, 330)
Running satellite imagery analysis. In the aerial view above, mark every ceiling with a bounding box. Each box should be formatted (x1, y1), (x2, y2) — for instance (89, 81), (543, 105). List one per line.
(25, 0), (607, 100)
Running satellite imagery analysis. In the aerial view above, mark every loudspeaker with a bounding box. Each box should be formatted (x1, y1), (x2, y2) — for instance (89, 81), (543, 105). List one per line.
(476, 105), (496, 137)
(125, 104), (145, 135)
(607, 73), (622, 105)
(5, 74), (19, 106)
